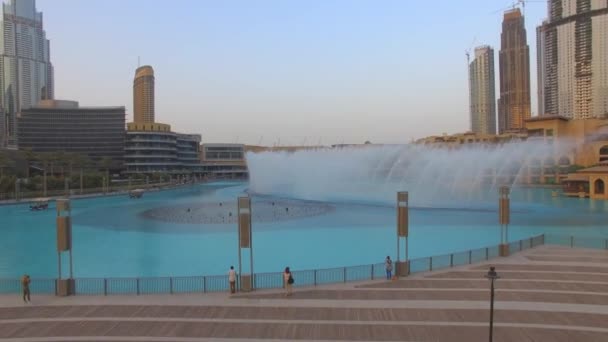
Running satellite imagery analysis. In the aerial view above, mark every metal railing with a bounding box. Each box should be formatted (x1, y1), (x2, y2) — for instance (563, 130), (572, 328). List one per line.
(407, 235), (543, 276)
(545, 234), (608, 250)
(0, 235), (548, 296)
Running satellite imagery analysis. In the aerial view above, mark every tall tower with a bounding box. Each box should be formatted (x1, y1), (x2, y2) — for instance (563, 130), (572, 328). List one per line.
(498, 8), (531, 134)
(537, 0), (608, 119)
(0, 0), (54, 148)
(469, 46), (496, 135)
(133, 65), (155, 124)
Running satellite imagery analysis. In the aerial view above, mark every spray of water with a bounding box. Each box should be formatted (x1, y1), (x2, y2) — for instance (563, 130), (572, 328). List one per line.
(246, 139), (576, 208)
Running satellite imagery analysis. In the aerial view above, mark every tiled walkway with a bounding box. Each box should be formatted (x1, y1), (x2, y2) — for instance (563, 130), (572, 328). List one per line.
(1, 245), (608, 341)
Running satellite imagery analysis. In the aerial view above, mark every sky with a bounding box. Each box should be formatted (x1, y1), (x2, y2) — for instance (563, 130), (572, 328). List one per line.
(36, 0), (547, 146)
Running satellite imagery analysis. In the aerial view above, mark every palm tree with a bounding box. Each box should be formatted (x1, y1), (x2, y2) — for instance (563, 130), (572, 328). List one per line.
(54, 150), (67, 178)
(37, 152), (54, 196)
(99, 157), (113, 192)
(21, 148), (37, 178)
(70, 153), (92, 194)
(0, 150), (15, 179)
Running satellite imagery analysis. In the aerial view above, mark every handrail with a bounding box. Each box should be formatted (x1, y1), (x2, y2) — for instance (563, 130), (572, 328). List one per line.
(0, 234), (549, 295)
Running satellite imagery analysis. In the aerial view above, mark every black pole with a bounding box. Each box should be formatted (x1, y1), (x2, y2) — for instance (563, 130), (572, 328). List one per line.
(489, 278), (495, 342)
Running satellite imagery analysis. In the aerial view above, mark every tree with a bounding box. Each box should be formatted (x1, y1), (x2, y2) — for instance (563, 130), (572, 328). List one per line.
(21, 148), (37, 178)
(0, 150), (15, 178)
(99, 157), (113, 191)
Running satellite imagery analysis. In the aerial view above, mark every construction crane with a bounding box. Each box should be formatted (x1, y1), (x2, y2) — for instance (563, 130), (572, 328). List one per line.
(493, 0), (546, 16)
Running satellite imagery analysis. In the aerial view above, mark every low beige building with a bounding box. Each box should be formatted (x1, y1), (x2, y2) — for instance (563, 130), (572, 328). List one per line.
(563, 166), (608, 200)
(414, 117), (608, 188)
(525, 116), (608, 167)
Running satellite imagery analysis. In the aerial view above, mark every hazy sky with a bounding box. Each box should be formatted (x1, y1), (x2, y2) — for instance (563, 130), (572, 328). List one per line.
(36, 0), (546, 145)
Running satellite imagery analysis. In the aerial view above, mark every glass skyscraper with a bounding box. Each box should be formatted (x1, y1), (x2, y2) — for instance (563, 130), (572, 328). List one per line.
(0, 0), (53, 148)
(469, 46), (496, 135)
(498, 8), (531, 134)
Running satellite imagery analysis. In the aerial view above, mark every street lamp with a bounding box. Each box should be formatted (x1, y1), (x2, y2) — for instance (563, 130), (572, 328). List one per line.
(485, 266), (500, 342)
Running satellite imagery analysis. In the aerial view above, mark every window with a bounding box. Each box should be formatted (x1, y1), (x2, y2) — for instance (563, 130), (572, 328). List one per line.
(594, 179), (605, 195)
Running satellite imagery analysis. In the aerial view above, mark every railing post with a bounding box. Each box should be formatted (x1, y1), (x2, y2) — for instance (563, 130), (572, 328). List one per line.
(371, 264), (374, 280)
(542, 234), (545, 245)
(450, 254), (454, 267)
(203, 276), (207, 293)
(570, 236), (574, 248)
(519, 240), (523, 251)
(103, 279), (107, 296)
(429, 257), (433, 271)
(485, 248), (489, 260)
(136, 278), (140, 295)
(170, 277), (173, 294)
(343, 267), (347, 283)
(529, 237), (533, 248)
(314, 270), (317, 286)
(605, 239), (608, 250)
(468, 250), (472, 264)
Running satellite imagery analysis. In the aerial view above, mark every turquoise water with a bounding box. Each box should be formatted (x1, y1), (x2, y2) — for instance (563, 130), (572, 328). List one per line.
(1, 181), (607, 278)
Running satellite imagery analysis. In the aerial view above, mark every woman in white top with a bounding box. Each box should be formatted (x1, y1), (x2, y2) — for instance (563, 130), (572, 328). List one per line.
(283, 267), (293, 296)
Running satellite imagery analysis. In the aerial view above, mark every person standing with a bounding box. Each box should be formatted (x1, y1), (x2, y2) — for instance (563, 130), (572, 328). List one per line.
(283, 267), (294, 297)
(21, 274), (31, 303)
(385, 256), (393, 280)
(228, 266), (236, 294)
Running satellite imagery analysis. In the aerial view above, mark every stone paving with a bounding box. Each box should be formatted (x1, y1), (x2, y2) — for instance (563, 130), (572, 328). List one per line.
(1, 245), (608, 341)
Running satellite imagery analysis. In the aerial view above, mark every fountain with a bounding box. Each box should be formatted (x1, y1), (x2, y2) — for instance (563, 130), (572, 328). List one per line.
(246, 139), (576, 208)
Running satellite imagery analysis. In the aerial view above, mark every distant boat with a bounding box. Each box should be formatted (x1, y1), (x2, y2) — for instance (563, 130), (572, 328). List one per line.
(29, 198), (50, 211)
(129, 189), (144, 199)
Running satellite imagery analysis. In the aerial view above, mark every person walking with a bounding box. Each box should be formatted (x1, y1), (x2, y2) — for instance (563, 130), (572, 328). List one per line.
(228, 266), (236, 294)
(283, 267), (294, 297)
(385, 256), (393, 280)
(21, 274), (31, 303)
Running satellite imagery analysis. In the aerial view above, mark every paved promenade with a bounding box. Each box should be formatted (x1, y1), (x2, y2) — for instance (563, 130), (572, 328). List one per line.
(1, 245), (608, 341)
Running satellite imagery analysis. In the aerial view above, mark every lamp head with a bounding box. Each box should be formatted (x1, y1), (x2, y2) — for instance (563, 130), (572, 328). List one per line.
(485, 266), (499, 280)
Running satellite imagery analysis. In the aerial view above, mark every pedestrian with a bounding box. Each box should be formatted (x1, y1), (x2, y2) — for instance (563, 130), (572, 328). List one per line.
(21, 274), (31, 303)
(283, 267), (294, 297)
(385, 256), (393, 280)
(228, 266), (236, 294)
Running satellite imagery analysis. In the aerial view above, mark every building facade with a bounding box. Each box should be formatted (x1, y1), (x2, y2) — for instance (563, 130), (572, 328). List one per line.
(0, 0), (54, 148)
(124, 122), (202, 174)
(17, 100), (125, 168)
(133, 65), (154, 124)
(498, 8), (531, 134)
(537, 0), (608, 119)
(469, 46), (496, 135)
(200, 144), (248, 179)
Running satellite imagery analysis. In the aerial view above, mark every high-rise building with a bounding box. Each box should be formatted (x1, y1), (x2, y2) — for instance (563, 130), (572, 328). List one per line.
(0, 0), (54, 148)
(469, 46), (496, 135)
(133, 65), (155, 124)
(498, 8), (531, 134)
(537, 0), (608, 119)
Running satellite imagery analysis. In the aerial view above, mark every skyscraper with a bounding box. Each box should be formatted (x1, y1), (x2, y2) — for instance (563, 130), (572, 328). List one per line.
(469, 46), (496, 135)
(498, 8), (531, 134)
(0, 0), (54, 148)
(537, 0), (608, 119)
(133, 65), (155, 124)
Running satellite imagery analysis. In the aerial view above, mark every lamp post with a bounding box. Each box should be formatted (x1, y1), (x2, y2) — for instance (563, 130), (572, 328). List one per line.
(485, 266), (500, 342)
